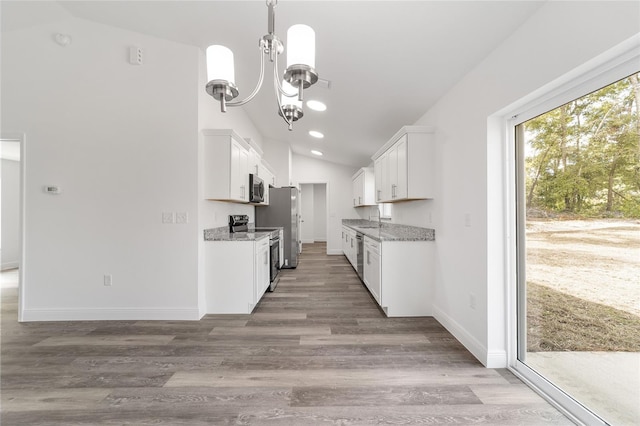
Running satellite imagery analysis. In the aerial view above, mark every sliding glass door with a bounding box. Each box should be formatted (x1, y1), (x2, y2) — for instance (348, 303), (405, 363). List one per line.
(515, 73), (640, 426)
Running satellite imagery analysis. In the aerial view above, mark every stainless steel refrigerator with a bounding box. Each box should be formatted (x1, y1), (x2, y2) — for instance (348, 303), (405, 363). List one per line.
(256, 187), (299, 268)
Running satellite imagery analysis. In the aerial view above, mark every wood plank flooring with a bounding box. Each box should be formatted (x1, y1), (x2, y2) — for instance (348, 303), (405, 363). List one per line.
(0, 243), (572, 425)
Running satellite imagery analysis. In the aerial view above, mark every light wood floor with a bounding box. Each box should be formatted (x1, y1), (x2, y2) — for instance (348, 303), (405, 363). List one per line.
(0, 243), (572, 425)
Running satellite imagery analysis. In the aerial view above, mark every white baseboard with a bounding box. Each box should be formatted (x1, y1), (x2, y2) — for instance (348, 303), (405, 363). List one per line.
(21, 307), (201, 322)
(433, 304), (505, 368)
(327, 249), (343, 255)
(486, 349), (508, 368)
(301, 239), (315, 244)
(1, 261), (19, 271)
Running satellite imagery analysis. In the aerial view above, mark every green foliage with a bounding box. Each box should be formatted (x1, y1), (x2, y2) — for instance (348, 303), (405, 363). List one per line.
(523, 72), (640, 218)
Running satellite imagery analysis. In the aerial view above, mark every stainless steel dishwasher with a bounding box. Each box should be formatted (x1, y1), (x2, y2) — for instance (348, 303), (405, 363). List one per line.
(356, 232), (364, 279)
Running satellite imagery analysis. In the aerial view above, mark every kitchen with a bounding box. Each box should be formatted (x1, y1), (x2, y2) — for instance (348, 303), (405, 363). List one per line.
(2, 1), (638, 424)
(201, 126), (438, 318)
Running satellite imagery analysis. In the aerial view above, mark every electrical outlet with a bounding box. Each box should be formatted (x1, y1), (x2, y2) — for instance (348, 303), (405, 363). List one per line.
(162, 212), (174, 224)
(176, 212), (188, 224)
(104, 274), (112, 286)
(129, 46), (143, 65)
(469, 293), (476, 310)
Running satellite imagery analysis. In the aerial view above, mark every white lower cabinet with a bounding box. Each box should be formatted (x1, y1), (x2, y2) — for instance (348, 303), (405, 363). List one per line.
(362, 237), (434, 317)
(363, 237), (381, 304)
(205, 236), (270, 314)
(255, 237), (270, 300)
(344, 228), (357, 268)
(342, 226), (349, 255)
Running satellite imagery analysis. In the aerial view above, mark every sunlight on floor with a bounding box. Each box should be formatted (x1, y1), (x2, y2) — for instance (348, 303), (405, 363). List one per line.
(1, 268), (19, 289)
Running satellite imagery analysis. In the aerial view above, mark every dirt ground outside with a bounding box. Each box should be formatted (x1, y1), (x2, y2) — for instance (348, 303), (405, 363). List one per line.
(526, 219), (640, 317)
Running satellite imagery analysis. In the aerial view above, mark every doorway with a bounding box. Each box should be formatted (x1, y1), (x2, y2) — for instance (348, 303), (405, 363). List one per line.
(299, 183), (327, 247)
(1, 134), (25, 320)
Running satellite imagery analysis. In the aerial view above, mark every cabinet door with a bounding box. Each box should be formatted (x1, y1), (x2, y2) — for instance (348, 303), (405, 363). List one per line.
(388, 143), (399, 200)
(231, 140), (249, 202)
(248, 148), (260, 176)
(348, 232), (357, 268)
(395, 135), (408, 199)
(261, 244), (270, 294)
(363, 240), (381, 304)
(375, 153), (392, 202)
(374, 158), (383, 203)
(352, 173), (364, 206)
(255, 240), (270, 302)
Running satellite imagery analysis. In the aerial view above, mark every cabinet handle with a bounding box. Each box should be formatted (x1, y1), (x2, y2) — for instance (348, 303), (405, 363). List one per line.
(367, 250), (370, 265)
(359, 196), (361, 205)
(351, 239), (353, 248)
(377, 189), (381, 201)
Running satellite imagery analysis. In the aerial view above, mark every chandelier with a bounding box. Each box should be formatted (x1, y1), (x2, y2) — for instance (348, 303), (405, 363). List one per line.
(205, 0), (318, 131)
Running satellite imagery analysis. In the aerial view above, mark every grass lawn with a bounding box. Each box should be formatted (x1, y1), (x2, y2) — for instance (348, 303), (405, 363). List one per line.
(527, 281), (640, 352)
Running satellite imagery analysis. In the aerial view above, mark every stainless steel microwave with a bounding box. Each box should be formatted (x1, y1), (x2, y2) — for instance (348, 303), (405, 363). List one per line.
(249, 174), (264, 203)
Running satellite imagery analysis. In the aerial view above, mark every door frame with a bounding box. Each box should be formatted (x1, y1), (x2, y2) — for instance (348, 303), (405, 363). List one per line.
(296, 181), (329, 253)
(1, 133), (26, 322)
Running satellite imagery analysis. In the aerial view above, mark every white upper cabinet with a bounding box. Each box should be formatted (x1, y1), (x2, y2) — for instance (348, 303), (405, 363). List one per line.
(204, 130), (276, 205)
(372, 126), (435, 202)
(248, 147), (261, 177)
(203, 129), (250, 202)
(352, 167), (375, 207)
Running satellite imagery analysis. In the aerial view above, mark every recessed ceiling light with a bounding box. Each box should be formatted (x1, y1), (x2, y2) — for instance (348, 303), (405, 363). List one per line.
(309, 130), (324, 139)
(311, 150), (323, 156)
(306, 100), (327, 112)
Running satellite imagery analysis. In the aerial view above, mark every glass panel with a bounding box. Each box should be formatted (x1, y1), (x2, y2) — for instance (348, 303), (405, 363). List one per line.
(517, 72), (640, 425)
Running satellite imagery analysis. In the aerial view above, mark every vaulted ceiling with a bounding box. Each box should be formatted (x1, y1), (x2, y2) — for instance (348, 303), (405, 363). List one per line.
(8, 1), (546, 167)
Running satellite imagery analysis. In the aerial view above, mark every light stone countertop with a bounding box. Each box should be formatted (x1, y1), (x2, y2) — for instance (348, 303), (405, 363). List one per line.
(342, 219), (435, 242)
(203, 225), (281, 242)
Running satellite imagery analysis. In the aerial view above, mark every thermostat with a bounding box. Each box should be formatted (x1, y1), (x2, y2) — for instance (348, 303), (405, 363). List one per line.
(44, 185), (62, 194)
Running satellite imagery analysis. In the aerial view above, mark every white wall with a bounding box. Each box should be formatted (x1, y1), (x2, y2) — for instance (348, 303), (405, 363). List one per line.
(313, 184), (327, 242)
(292, 154), (359, 254)
(1, 158), (20, 269)
(262, 138), (292, 188)
(402, 0), (640, 366)
(2, 12), (201, 320)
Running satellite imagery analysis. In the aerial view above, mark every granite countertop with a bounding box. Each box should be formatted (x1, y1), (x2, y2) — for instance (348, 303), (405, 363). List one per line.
(203, 225), (282, 242)
(342, 219), (435, 242)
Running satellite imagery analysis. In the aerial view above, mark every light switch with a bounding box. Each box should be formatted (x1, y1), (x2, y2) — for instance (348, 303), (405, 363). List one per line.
(162, 212), (174, 224)
(176, 212), (188, 224)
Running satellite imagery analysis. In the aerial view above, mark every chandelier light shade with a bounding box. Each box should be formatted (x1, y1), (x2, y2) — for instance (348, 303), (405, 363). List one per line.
(286, 25), (315, 69)
(206, 45), (235, 83)
(204, 0), (319, 131)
